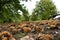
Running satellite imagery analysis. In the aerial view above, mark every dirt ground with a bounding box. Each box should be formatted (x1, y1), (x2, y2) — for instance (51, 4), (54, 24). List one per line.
(0, 20), (60, 40)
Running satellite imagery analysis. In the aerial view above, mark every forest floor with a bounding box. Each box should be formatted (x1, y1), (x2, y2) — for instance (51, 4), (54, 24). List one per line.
(0, 20), (60, 40)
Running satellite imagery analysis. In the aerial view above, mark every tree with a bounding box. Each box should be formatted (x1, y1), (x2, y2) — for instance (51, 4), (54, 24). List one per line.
(20, 9), (29, 21)
(29, 12), (38, 21)
(30, 0), (57, 20)
(0, 0), (30, 23)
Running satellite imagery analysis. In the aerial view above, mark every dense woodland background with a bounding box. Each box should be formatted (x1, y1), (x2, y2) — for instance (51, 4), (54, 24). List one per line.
(0, 0), (58, 23)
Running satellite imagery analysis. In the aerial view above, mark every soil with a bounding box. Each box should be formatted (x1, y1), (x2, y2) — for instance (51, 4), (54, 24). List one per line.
(0, 20), (60, 40)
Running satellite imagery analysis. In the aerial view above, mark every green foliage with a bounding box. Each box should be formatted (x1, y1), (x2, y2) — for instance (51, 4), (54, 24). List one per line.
(21, 8), (29, 21)
(29, 12), (38, 21)
(0, 0), (58, 23)
(0, 0), (29, 23)
(30, 0), (57, 20)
